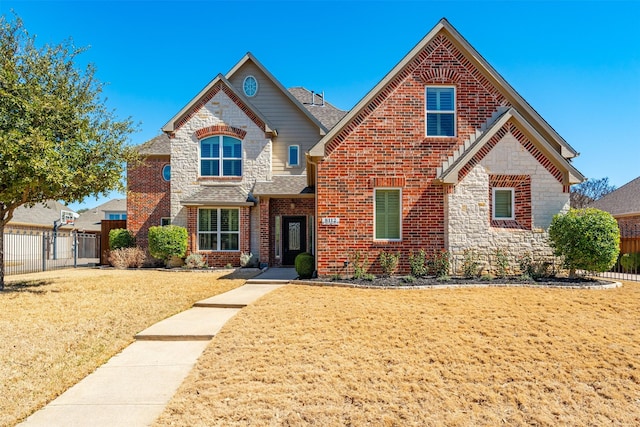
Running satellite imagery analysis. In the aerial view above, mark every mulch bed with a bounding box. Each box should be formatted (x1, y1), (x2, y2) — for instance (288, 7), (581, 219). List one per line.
(303, 275), (618, 289)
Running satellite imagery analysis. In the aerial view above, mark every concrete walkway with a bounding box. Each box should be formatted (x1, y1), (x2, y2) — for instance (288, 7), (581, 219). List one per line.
(19, 283), (286, 427)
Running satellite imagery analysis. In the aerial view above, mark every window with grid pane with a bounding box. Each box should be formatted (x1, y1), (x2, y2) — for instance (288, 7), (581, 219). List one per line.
(493, 188), (514, 220)
(200, 136), (242, 177)
(375, 189), (401, 240)
(198, 208), (240, 251)
(426, 87), (456, 137)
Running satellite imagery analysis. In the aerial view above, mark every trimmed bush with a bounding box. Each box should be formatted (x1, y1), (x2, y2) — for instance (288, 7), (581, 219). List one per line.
(148, 225), (188, 264)
(295, 252), (315, 279)
(620, 252), (640, 273)
(108, 247), (146, 269)
(109, 228), (135, 250)
(549, 208), (620, 277)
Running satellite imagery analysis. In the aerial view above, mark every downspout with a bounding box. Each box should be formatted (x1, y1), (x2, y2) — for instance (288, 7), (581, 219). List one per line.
(306, 153), (319, 276)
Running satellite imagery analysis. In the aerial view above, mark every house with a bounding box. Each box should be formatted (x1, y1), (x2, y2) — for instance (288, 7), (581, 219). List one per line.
(75, 198), (128, 233)
(7, 201), (76, 231)
(127, 53), (346, 266)
(128, 18), (584, 275)
(589, 176), (640, 230)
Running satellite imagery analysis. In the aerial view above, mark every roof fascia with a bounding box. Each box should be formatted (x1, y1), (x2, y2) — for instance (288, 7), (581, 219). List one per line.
(226, 53), (328, 136)
(162, 73), (276, 135)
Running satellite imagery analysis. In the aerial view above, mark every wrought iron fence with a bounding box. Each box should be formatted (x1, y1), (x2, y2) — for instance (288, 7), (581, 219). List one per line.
(598, 223), (640, 282)
(4, 228), (100, 276)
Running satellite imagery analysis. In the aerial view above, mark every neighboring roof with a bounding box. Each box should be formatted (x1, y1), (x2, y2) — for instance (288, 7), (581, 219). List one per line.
(437, 107), (584, 185)
(9, 201), (76, 228)
(253, 175), (315, 197)
(589, 176), (640, 217)
(75, 199), (127, 232)
(137, 134), (171, 156)
(180, 186), (256, 207)
(310, 18), (579, 159)
(288, 87), (347, 130)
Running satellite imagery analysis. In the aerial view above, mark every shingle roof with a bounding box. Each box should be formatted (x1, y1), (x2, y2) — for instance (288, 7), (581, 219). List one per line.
(74, 198), (127, 232)
(9, 201), (76, 228)
(137, 134), (171, 156)
(288, 87), (347, 131)
(253, 175), (315, 196)
(180, 186), (256, 206)
(589, 176), (640, 216)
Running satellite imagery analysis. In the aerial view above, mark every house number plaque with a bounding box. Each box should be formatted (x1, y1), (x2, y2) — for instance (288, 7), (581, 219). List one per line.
(321, 217), (340, 226)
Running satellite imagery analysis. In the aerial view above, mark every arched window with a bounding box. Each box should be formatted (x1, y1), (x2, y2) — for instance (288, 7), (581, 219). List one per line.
(200, 136), (242, 177)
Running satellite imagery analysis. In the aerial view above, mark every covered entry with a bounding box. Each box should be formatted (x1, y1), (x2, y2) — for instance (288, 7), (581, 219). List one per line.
(282, 216), (306, 265)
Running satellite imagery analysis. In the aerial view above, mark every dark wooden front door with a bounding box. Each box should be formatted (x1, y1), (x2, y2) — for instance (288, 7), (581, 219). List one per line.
(282, 216), (306, 266)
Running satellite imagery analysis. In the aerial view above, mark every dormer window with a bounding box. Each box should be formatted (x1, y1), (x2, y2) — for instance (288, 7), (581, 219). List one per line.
(200, 136), (242, 177)
(426, 86), (456, 137)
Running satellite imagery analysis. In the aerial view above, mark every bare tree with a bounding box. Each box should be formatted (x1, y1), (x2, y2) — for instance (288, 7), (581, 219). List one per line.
(570, 177), (616, 208)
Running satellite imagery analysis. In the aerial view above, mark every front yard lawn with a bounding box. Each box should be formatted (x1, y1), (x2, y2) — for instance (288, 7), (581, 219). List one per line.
(0, 268), (252, 427)
(155, 281), (640, 426)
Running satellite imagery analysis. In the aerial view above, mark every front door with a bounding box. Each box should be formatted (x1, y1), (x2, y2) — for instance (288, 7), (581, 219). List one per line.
(282, 216), (306, 266)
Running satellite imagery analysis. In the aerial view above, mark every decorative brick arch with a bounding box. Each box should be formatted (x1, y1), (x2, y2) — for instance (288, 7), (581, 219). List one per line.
(195, 125), (247, 140)
(418, 67), (461, 84)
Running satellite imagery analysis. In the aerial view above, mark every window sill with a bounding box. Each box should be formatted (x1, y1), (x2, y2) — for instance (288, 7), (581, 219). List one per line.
(198, 177), (242, 184)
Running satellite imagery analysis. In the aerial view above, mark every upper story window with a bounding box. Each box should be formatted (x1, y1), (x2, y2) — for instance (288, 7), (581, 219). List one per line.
(200, 136), (242, 177)
(288, 145), (300, 168)
(162, 164), (171, 181)
(243, 75), (258, 97)
(492, 188), (515, 220)
(426, 86), (456, 137)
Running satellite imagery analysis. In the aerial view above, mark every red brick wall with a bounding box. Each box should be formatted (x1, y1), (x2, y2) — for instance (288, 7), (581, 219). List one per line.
(185, 206), (251, 267)
(127, 157), (170, 247)
(316, 32), (512, 277)
(489, 175), (532, 230)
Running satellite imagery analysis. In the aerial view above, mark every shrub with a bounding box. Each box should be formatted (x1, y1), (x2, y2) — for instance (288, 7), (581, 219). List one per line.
(108, 247), (146, 269)
(109, 228), (135, 250)
(350, 250), (369, 279)
(429, 250), (450, 278)
(462, 249), (481, 278)
(148, 225), (188, 264)
(494, 247), (510, 278)
(240, 252), (258, 268)
(549, 208), (620, 277)
(184, 253), (207, 269)
(409, 249), (427, 277)
(620, 253), (640, 273)
(379, 251), (400, 277)
(517, 252), (553, 279)
(295, 252), (315, 279)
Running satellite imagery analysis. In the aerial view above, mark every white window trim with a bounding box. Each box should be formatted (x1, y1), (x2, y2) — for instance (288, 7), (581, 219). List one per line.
(287, 145), (300, 168)
(492, 187), (515, 220)
(373, 187), (403, 242)
(160, 217), (171, 226)
(243, 75), (258, 97)
(199, 136), (243, 177)
(425, 85), (456, 137)
(197, 207), (241, 252)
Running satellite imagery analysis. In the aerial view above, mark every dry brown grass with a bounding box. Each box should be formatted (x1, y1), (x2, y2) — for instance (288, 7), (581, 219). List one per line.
(156, 281), (640, 427)
(0, 268), (253, 427)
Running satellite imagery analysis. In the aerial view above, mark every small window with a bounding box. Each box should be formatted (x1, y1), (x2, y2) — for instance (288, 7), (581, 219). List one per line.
(108, 213), (126, 220)
(426, 86), (456, 137)
(493, 188), (515, 220)
(374, 189), (401, 241)
(162, 164), (171, 181)
(243, 75), (258, 97)
(200, 136), (242, 177)
(288, 145), (300, 167)
(198, 208), (240, 251)
(160, 217), (171, 226)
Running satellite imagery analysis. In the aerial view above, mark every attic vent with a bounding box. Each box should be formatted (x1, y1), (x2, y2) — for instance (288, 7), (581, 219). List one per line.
(310, 90), (325, 107)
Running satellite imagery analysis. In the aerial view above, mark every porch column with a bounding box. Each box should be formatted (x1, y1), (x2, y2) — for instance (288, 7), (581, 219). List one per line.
(259, 197), (270, 266)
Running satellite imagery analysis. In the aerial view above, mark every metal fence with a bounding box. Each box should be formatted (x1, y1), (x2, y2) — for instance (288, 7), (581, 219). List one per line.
(598, 223), (640, 282)
(4, 228), (100, 276)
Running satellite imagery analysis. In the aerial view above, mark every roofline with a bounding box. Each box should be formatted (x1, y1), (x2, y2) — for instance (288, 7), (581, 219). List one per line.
(253, 193), (315, 198)
(226, 53), (328, 136)
(437, 107), (585, 185)
(310, 18), (579, 158)
(161, 73), (276, 135)
(179, 201), (256, 207)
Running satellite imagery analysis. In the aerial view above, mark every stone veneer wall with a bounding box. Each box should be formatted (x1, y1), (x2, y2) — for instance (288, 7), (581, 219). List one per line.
(127, 157), (171, 247)
(446, 131), (569, 274)
(169, 89), (272, 228)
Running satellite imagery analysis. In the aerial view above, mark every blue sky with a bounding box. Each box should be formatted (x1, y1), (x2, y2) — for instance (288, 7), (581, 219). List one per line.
(2, 0), (639, 211)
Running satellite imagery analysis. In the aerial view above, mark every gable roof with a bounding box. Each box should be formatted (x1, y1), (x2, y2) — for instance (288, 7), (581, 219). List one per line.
(136, 134), (171, 156)
(310, 18), (579, 159)
(288, 87), (347, 130)
(9, 200), (75, 228)
(589, 176), (640, 217)
(437, 107), (584, 185)
(162, 73), (276, 136)
(75, 198), (127, 232)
